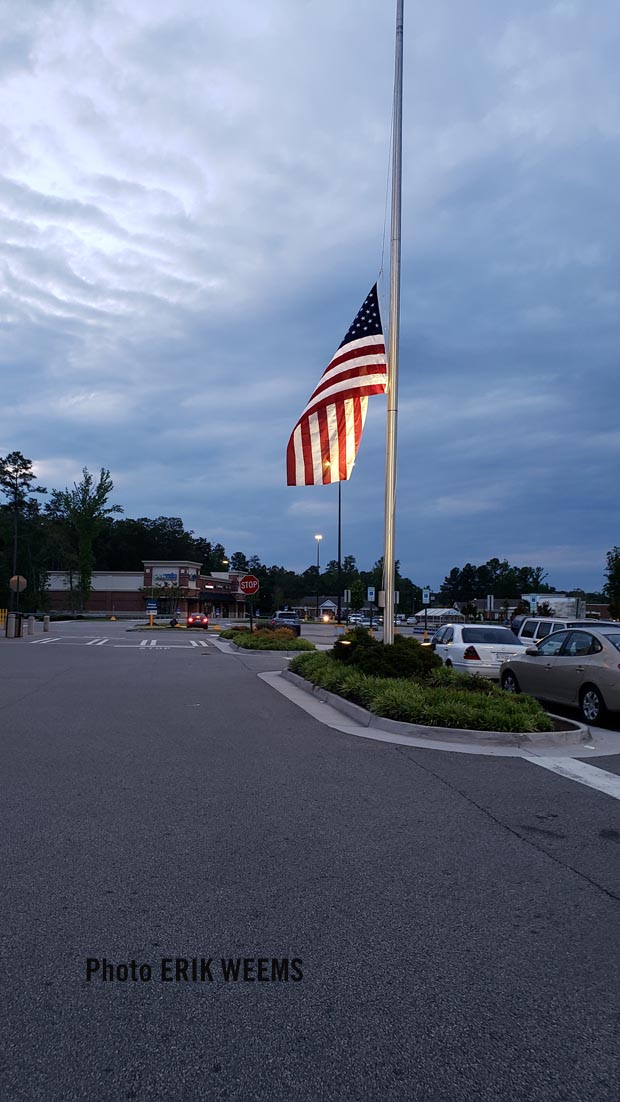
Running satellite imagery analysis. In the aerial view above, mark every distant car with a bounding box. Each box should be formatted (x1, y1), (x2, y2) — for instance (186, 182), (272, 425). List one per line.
(186, 612), (209, 629)
(431, 623), (526, 679)
(500, 625), (620, 723)
(406, 616), (418, 624)
(269, 612), (301, 636)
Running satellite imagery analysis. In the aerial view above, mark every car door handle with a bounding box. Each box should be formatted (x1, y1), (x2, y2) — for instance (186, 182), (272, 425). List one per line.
(574, 665), (585, 673)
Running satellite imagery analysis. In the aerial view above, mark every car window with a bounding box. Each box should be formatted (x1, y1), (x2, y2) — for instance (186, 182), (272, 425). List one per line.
(520, 621), (536, 638)
(535, 621), (557, 640)
(443, 627), (454, 643)
(461, 627), (520, 644)
(536, 631), (571, 656)
(564, 631), (598, 657)
(433, 628), (446, 643)
(603, 634), (620, 652)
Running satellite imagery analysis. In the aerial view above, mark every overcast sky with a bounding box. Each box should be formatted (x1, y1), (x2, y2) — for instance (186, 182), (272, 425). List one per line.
(1, 0), (618, 592)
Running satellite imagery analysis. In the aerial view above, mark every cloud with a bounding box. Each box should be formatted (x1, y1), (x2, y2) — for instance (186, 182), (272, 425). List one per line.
(0, 0), (619, 593)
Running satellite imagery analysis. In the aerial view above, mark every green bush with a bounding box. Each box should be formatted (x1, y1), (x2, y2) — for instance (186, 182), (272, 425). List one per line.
(219, 626), (251, 639)
(231, 628), (315, 651)
(332, 628), (442, 680)
(288, 652), (553, 733)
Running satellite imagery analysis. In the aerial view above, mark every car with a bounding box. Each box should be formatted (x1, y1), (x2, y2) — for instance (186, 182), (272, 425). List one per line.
(430, 623), (526, 679)
(500, 624), (620, 724)
(516, 616), (618, 646)
(406, 616), (418, 625)
(269, 611), (301, 636)
(186, 612), (209, 629)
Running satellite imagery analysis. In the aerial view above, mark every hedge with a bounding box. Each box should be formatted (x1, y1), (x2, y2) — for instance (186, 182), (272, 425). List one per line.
(288, 652), (553, 733)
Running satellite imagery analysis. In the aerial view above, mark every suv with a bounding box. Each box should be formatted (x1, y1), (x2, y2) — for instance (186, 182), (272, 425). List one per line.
(269, 612), (301, 637)
(516, 616), (617, 645)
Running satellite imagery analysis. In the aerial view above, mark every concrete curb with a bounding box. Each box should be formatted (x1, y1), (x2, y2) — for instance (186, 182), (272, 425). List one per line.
(281, 670), (592, 748)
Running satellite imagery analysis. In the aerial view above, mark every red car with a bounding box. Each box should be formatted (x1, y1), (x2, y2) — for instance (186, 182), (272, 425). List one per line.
(186, 612), (209, 629)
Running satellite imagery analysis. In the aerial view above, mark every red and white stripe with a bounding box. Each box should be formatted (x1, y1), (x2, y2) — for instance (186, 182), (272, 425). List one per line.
(286, 335), (387, 485)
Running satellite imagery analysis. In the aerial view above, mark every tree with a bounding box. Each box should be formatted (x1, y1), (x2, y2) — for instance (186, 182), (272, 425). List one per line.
(49, 468), (122, 610)
(536, 601), (556, 617)
(603, 547), (620, 619)
(0, 451), (47, 608)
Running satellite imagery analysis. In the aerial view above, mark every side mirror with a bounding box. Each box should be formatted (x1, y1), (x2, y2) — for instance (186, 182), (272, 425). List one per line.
(525, 646), (539, 656)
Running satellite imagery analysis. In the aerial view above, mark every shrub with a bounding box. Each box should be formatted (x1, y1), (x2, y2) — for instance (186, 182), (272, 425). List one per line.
(231, 629), (315, 651)
(288, 653), (553, 733)
(332, 629), (441, 680)
(219, 626), (251, 639)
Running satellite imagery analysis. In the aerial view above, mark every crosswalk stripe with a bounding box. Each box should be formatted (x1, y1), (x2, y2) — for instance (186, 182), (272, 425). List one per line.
(523, 755), (620, 802)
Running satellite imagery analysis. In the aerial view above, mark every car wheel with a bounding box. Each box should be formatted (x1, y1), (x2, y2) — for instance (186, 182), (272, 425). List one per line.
(501, 670), (520, 693)
(580, 685), (606, 724)
(444, 659), (452, 668)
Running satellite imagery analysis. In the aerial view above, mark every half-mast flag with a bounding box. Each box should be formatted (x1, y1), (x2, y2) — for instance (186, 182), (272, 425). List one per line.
(286, 284), (387, 485)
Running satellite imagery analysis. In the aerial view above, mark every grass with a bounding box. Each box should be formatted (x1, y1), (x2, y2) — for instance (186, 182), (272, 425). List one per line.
(288, 652), (553, 733)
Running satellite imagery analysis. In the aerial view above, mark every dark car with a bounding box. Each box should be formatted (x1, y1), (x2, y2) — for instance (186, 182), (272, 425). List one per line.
(269, 612), (301, 637)
(186, 612), (209, 629)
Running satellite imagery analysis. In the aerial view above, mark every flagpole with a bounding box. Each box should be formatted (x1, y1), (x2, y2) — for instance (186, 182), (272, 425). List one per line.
(337, 481), (342, 623)
(382, 0), (404, 645)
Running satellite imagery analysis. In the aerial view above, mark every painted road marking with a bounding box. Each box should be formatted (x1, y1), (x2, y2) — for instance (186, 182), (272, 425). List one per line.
(30, 637), (62, 644)
(85, 638), (108, 646)
(524, 755), (620, 802)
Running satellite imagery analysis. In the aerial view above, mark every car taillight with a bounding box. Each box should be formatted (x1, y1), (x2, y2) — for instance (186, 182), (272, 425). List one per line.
(463, 646), (481, 660)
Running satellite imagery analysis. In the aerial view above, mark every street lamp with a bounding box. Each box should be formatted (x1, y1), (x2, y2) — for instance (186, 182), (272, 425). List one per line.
(314, 534), (323, 619)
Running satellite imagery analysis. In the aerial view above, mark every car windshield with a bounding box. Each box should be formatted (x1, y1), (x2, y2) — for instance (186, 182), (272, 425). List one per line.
(461, 628), (519, 644)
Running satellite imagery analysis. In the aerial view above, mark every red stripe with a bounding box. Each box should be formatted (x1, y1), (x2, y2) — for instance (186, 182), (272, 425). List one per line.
(311, 362), (387, 403)
(300, 416), (315, 485)
(326, 341), (386, 374)
(337, 400), (348, 480)
(304, 383), (386, 420)
(353, 398), (363, 455)
(286, 434), (297, 485)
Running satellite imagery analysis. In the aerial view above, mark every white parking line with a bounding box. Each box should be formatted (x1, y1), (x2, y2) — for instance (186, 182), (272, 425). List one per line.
(30, 637), (62, 644)
(85, 638), (108, 646)
(523, 755), (620, 802)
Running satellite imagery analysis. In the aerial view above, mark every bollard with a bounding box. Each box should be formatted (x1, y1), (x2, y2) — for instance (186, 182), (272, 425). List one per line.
(6, 613), (15, 638)
(28, 615), (35, 635)
(44, 615), (50, 632)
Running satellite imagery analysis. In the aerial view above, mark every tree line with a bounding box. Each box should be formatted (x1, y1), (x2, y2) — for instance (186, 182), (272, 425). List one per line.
(0, 451), (616, 614)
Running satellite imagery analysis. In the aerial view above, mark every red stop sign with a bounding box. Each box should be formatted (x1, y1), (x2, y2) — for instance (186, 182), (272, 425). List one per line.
(239, 574), (260, 596)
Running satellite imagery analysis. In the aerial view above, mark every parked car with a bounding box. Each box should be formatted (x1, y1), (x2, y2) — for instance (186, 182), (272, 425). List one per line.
(500, 625), (620, 723)
(406, 616), (418, 625)
(269, 611), (301, 636)
(516, 616), (618, 646)
(186, 612), (209, 629)
(431, 623), (526, 679)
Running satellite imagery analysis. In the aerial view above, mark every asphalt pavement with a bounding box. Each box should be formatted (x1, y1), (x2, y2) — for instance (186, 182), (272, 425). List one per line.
(1, 619), (619, 1101)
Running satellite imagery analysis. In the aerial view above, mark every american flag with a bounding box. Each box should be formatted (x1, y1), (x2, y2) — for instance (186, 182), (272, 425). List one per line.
(286, 284), (387, 485)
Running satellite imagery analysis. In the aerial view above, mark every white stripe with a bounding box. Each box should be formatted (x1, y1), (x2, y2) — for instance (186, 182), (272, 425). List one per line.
(308, 410), (323, 483)
(190, 640), (198, 647)
(523, 755), (620, 802)
(316, 351), (387, 391)
(95, 638), (108, 645)
(293, 423), (305, 485)
(140, 639), (148, 647)
(199, 640), (209, 646)
(327, 404), (339, 477)
(344, 398), (356, 476)
(150, 639), (156, 647)
(301, 372), (387, 419)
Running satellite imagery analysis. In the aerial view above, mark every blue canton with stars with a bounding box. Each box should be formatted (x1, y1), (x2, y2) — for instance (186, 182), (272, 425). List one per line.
(338, 284), (383, 349)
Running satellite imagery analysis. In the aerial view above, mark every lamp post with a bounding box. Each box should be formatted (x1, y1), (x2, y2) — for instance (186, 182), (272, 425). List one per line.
(314, 534), (323, 619)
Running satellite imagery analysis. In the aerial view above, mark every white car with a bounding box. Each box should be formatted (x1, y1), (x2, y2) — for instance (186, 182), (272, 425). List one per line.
(431, 623), (527, 679)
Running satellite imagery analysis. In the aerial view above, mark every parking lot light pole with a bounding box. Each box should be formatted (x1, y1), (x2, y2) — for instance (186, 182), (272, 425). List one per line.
(315, 534), (323, 619)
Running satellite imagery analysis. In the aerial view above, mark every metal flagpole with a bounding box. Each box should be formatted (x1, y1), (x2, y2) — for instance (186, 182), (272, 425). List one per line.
(382, 0), (404, 645)
(337, 482), (342, 623)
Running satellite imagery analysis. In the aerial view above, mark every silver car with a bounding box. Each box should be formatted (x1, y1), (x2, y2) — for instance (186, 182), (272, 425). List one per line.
(500, 625), (620, 723)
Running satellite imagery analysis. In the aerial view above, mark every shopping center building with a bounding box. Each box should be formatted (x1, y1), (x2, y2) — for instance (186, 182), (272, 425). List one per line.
(45, 561), (248, 618)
